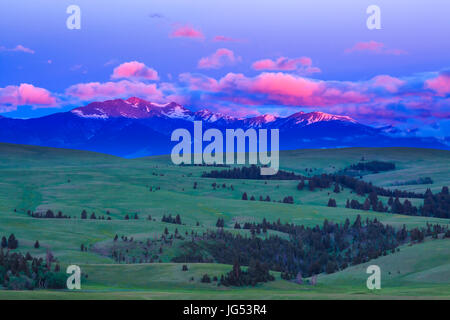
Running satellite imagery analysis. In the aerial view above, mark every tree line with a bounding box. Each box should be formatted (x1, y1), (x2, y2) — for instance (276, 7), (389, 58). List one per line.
(0, 248), (66, 290)
(202, 165), (305, 180)
(201, 166), (426, 199)
(348, 160), (396, 172)
(342, 186), (450, 218)
(174, 216), (449, 280)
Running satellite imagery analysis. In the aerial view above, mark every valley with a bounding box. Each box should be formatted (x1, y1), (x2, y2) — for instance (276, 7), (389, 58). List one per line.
(0, 143), (449, 299)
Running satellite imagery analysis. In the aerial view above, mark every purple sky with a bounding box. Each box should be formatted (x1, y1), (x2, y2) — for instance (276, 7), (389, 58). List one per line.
(0, 0), (449, 136)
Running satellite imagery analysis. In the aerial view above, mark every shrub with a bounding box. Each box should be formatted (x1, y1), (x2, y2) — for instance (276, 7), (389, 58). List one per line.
(201, 274), (211, 283)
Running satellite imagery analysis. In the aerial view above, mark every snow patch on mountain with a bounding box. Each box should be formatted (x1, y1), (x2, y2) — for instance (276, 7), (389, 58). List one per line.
(288, 111), (356, 125)
(71, 109), (109, 119)
(194, 109), (237, 123)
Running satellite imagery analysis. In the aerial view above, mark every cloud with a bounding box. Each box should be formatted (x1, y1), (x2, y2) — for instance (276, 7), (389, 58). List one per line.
(345, 41), (407, 55)
(0, 83), (57, 111)
(104, 59), (119, 66)
(0, 44), (35, 54)
(371, 75), (406, 93)
(181, 72), (368, 107)
(198, 49), (241, 69)
(111, 61), (159, 81)
(177, 69), (450, 126)
(213, 35), (242, 43)
(148, 13), (164, 19)
(425, 72), (450, 96)
(252, 56), (321, 75)
(70, 64), (88, 74)
(65, 80), (165, 102)
(170, 25), (204, 40)
(244, 73), (367, 106)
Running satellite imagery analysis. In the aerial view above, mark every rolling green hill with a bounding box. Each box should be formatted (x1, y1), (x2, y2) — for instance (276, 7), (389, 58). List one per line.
(0, 143), (449, 299)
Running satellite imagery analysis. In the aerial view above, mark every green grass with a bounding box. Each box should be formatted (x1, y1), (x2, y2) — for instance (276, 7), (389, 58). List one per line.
(1, 239), (449, 300)
(0, 143), (449, 299)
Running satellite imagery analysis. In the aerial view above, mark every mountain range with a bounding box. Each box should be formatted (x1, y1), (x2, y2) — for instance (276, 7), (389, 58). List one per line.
(0, 97), (447, 157)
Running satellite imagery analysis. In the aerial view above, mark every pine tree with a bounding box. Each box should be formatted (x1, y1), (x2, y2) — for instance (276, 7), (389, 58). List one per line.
(201, 274), (211, 283)
(216, 218), (224, 228)
(46, 250), (54, 270)
(333, 183), (340, 193)
(388, 196), (394, 206)
(327, 198), (337, 207)
(45, 210), (54, 218)
(1, 236), (7, 249)
(363, 198), (371, 211)
(7, 234), (18, 249)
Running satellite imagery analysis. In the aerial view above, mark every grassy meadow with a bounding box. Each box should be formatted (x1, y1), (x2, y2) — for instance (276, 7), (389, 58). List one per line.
(0, 143), (449, 299)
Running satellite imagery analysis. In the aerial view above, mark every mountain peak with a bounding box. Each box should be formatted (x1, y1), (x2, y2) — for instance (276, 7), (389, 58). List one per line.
(125, 96), (150, 106)
(71, 98), (193, 120)
(244, 114), (279, 127)
(260, 114), (277, 122)
(194, 109), (237, 123)
(288, 111), (356, 125)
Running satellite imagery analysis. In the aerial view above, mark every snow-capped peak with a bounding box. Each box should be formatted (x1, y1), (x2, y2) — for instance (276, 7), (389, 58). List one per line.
(261, 114), (277, 122)
(288, 111), (356, 125)
(71, 98), (194, 120)
(244, 114), (279, 128)
(194, 109), (236, 123)
(161, 103), (194, 120)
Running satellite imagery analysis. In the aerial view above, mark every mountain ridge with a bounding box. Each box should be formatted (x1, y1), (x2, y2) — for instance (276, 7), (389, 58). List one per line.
(69, 97), (358, 127)
(0, 97), (448, 157)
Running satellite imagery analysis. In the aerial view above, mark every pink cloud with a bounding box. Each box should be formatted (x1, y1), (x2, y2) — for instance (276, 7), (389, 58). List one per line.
(198, 48), (241, 69)
(248, 73), (320, 101)
(0, 44), (35, 54)
(371, 75), (405, 93)
(345, 41), (407, 55)
(0, 83), (57, 110)
(111, 61), (159, 81)
(252, 56), (321, 75)
(179, 73), (220, 91)
(170, 25), (204, 40)
(425, 73), (450, 96)
(181, 72), (369, 107)
(66, 80), (164, 101)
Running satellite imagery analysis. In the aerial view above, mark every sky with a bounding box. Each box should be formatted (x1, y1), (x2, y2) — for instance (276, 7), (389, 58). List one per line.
(0, 0), (449, 136)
